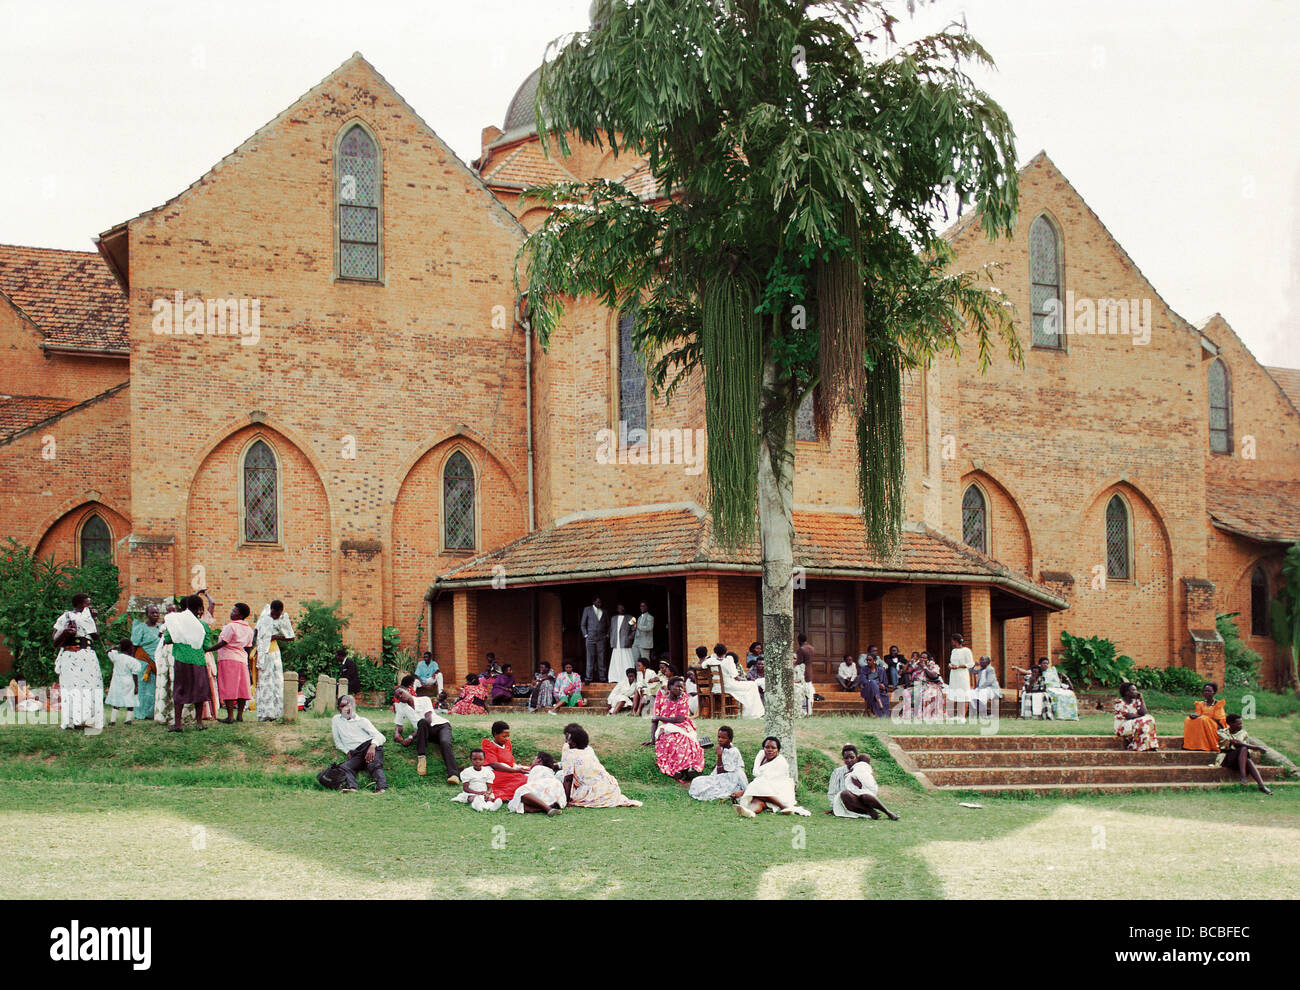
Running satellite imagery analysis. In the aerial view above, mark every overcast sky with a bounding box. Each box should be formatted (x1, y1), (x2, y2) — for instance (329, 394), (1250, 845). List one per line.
(1, 0), (1296, 365)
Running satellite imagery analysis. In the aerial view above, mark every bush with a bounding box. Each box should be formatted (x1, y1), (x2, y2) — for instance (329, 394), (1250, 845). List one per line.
(1217, 612), (1262, 688)
(1159, 665), (1206, 695)
(1128, 666), (1163, 690)
(352, 653), (397, 695)
(0, 538), (125, 685)
(1058, 631), (1135, 690)
(381, 626), (401, 667)
(280, 600), (349, 686)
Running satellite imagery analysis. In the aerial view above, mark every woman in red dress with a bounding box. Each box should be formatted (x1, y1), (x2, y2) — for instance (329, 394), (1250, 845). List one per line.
(481, 720), (529, 801)
(643, 677), (705, 781)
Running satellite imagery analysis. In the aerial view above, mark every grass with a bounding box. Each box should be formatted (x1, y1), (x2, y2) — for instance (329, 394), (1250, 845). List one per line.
(1, 697), (1297, 899)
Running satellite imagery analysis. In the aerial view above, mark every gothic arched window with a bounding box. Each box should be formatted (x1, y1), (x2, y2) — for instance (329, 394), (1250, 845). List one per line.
(443, 451), (476, 551)
(962, 485), (988, 554)
(336, 123), (382, 280)
(79, 513), (111, 563)
(1105, 494), (1131, 580)
(243, 440), (279, 543)
(1209, 358), (1232, 454)
(1029, 215), (1063, 349)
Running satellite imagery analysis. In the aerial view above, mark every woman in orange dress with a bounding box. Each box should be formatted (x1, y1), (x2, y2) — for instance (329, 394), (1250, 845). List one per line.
(1182, 682), (1228, 751)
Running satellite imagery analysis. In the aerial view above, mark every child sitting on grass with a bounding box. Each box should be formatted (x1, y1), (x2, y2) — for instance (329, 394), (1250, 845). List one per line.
(105, 638), (147, 726)
(450, 748), (502, 811)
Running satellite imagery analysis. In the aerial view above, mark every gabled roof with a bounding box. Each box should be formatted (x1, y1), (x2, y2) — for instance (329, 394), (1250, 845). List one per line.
(1208, 480), (1300, 544)
(431, 503), (1068, 609)
(0, 245), (128, 354)
(1266, 365), (1300, 417)
(0, 381), (128, 445)
(942, 151), (1206, 347)
(97, 52), (527, 289)
(480, 138), (578, 190)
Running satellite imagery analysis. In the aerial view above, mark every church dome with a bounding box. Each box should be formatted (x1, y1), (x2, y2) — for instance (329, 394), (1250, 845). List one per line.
(503, 66), (544, 134)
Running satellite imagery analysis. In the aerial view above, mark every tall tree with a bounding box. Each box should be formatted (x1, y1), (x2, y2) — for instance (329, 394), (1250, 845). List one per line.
(519, 0), (1021, 773)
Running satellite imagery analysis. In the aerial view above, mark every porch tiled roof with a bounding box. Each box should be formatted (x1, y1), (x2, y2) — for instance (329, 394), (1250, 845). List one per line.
(0, 244), (128, 353)
(0, 394), (77, 438)
(1209, 481), (1300, 544)
(433, 505), (1067, 608)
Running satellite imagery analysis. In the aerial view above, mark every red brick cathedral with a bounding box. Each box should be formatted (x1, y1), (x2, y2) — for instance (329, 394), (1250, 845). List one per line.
(2, 55), (1296, 689)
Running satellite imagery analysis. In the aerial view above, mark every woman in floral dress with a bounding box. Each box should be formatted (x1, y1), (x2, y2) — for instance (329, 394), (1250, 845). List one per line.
(450, 673), (491, 715)
(918, 654), (946, 722)
(1114, 683), (1159, 751)
(560, 724), (642, 808)
(549, 663), (583, 711)
(644, 677), (705, 780)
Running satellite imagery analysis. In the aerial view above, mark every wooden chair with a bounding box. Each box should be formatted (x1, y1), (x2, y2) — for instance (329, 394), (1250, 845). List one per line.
(708, 665), (739, 718)
(691, 667), (717, 719)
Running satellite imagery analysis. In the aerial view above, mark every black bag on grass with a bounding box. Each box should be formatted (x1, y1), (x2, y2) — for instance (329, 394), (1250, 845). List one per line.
(317, 762), (348, 790)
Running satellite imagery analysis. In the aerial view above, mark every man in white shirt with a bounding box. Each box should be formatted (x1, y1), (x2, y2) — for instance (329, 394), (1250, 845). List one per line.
(331, 695), (386, 793)
(393, 675), (460, 784)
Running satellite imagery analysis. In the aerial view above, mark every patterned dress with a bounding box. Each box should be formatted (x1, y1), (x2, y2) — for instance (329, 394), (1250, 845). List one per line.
(152, 635), (175, 724)
(560, 744), (641, 808)
(652, 692), (705, 777)
(253, 606), (294, 722)
(53, 610), (104, 732)
(1114, 698), (1159, 751)
(450, 680), (490, 715)
(1041, 666), (1079, 720)
(554, 671), (583, 707)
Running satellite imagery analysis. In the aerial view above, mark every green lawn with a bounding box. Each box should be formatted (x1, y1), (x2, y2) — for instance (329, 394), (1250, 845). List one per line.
(1, 699), (1297, 899)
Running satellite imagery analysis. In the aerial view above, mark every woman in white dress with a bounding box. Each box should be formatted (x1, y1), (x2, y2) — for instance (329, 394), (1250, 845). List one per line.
(606, 667), (640, 715)
(703, 647), (764, 719)
(689, 726), (748, 801)
(507, 752), (567, 815)
(830, 754), (900, 820)
(735, 737), (809, 817)
(52, 594), (105, 735)
(947, 633), (975, 723)
(608, 605), (638, 683)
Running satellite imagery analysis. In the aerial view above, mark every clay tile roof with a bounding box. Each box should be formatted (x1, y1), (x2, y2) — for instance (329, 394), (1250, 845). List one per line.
(433, 505), (1066, 608)
(1208, 481), (1300, 544)
(0, 394), (77, 438)
(480, 141), (577, 189)
(1266, 366), (1300, 414)
(0, 245), (128, 353)
(616, 161), (663, 201)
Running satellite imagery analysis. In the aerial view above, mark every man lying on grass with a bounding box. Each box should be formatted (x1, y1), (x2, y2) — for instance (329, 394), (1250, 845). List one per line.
(393, 675), (460, 785)
(331, 694), (386, 794)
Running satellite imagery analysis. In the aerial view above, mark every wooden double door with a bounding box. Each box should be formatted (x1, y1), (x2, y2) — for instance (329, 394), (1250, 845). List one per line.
(794, 583), (853, 680)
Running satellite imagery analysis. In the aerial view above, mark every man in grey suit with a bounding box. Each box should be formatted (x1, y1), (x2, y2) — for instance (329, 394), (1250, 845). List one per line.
(634, 600), (656, 661)
(580, 595), (609, 682)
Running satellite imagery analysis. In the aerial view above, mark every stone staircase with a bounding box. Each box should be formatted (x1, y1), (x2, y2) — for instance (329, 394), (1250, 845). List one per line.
(889, 734), (1294, 796)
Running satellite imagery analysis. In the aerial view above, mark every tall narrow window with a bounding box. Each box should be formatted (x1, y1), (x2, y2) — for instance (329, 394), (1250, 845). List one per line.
(1029, 215), (1063, 349)
(444, 451), (476, 551)
(336, 123), (381, 280)
(617, 309), (647, 435)
(1250, 567), (1269, 636)
(79, 513), (111, 563)
(1209, 358), (1232, 454)
(796, 390), (818, 441)
(962, 485), (988, 554)
(243, 440), (279, 543)
(1105, 494), (1130, 580)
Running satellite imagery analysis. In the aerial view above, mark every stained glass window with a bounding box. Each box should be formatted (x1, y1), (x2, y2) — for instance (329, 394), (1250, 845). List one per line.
(337, 124), (380, 280)
(1029, 216), (1062, 349)
(796, 390), (818, 441)
(962, 485), (988, 554)
(444, 451), (475, 551)
(80, 514), (111, 563)
(618, 309), (647, 435)
(1105, 494), (1130, 580)
(1251, 567), (1269, 637)
(1209, 359), (1231, 454)
(243, 440), (278, 543)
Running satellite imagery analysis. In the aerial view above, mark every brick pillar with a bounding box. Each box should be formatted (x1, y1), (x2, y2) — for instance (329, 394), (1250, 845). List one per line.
(451, 589), (479, 687)
(960, 585), (992, 658)
(339, 539), (384, 655)
(860, 595), (884, 652)
(127, 533), (176, 611)
(538, 591), (563, 673)
(1182, 577), (1224, 683)
(880, 585), (926, 653)
(1031, 607), (1051, 661)
(684, 575), (720, 657)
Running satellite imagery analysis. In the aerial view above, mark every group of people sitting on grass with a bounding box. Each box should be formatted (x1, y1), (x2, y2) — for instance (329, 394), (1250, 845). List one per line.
(323, 672), (902, 818)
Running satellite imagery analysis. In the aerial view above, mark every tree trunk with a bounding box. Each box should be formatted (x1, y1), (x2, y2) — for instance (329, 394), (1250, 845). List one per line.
(757, 350), (799, 780)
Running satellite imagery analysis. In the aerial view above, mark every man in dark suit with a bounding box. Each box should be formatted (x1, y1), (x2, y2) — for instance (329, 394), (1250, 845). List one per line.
(580, 596), (610, 682)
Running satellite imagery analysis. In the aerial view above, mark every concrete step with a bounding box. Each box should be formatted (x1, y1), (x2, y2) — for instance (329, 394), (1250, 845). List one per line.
(922, 764), (1288, 787)
(896, 735), (1123, 752)
(906, 749), (1225, 769)
(935, 781), (1300, 796)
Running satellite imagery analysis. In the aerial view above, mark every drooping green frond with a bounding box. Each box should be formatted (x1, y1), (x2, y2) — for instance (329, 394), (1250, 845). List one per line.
(701, 264), (762, 550)
(856, 345), (905, 560)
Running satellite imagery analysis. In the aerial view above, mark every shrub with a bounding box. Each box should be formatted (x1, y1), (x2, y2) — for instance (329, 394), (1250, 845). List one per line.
(1128, 666), (1163, 690)
(1216, 612), (1261, 689)
(1159, 665), (1206, 695)
(1058, 631), (1135, 689)
(280, 600), (349, 686)
(381, 625), (401, 667)
(0, 538), (124, 685)
(353, 653), (397, 695)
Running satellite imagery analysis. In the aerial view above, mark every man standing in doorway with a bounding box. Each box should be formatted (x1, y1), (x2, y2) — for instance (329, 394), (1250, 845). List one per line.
(580, 595), (610, 683)
(634, 600), (656, 662)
